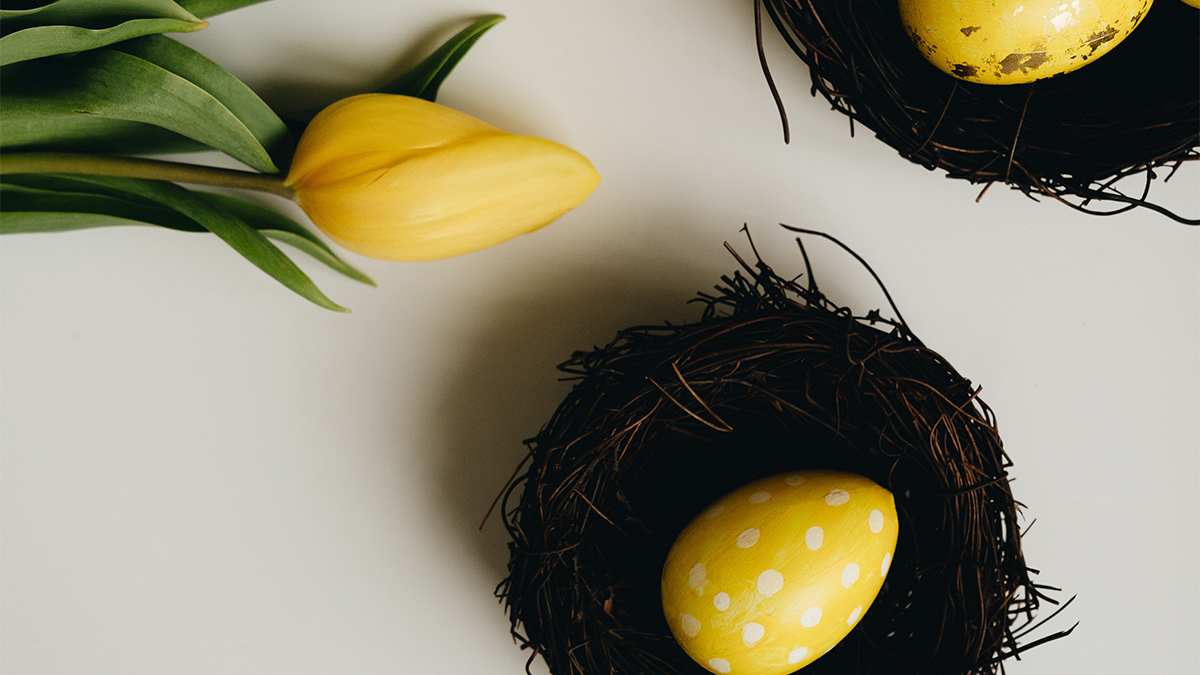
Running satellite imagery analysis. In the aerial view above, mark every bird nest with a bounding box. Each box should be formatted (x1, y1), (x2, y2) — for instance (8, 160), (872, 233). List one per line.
(498, 229), (1072, 675)
(756, 0), (1199, 224)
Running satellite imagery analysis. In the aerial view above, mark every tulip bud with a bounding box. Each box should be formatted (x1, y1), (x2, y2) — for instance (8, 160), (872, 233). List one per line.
(284, 93), (600, 261)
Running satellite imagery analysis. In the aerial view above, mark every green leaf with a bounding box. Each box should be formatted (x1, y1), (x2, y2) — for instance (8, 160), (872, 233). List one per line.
(0, 115), (208, 155)
(0, 19), (206, 66)
(1, 47), (280, 172)
(0, 210), (147, 232)
(0, 0), (206, 66)
(0, 208), (157, 233)
(175, 0), (270, 18)
(112, 35), (293, 169)
(378, 14), (505, 101)
(1, 174), (349, 311)
(1, 174), (373, 285)
(280, 15), (505, 136)
(1, 177), (203, 232)
(2, 173), (192, 208)
(202, 194), (374, 286)
(0, 0), (200, 28)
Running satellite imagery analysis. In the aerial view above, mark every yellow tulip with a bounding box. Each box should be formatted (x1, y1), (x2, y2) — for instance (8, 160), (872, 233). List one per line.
(285, 93), (600, 261)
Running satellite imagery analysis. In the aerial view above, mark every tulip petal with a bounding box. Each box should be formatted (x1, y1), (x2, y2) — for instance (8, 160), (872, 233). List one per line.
(286, 94), (503, 190)
(295, 134), (600, 261)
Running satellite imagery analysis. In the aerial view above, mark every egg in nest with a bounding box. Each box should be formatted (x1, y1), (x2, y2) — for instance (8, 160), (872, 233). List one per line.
(660, 471), (898, 675)
(899, 0), (1154, 84)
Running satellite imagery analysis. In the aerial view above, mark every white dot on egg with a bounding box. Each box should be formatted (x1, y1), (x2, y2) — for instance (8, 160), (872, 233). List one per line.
(801, 607), (822, 627)
(708, 658), (732, 673)
(713, 592), (731, 611)
(869, 509), (884, 533)
(742, 622), (765, 647)
(842, 563), (860, 588)
(757, 569), (784, 597)
(788, 647), (809, 664)
(805, 526), (823, 550)
(825, 489), (850, 506)
(689, 563), (706, 589)
(881, 552), (892, 576)
(848, 606), (863, 625)
(749, 491), (771, 503)
(784, 474), (806, 486)
(681, 613), (701, 637)
(704, 504), (725, 519)
(736, 528), (760, 548)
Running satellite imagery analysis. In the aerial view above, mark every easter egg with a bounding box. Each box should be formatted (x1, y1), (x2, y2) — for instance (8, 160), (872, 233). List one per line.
(661, 471), (898, 675)
(899, 0), (1154, 84)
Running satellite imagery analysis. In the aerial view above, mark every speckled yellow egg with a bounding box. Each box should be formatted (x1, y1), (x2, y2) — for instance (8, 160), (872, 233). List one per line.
(661, 471), (898, 675)
(899, 0), (1154, 84)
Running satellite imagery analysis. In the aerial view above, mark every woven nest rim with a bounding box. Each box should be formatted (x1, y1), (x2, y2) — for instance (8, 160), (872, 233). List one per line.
(499, 228), (1074, 675)
(756, 0), (1199, 224)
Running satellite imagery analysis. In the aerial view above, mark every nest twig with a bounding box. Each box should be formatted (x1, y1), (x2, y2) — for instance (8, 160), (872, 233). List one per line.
(499, 228), (1073, 674)
(757, 0), (1199, 224)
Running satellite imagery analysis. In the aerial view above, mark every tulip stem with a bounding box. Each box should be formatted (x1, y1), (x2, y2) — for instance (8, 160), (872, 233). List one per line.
(0, 152), (297, 200)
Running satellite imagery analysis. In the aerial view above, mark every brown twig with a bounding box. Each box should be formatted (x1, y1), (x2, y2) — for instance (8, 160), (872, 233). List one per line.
(499, 231), (1069, 675)
(759, 0), (1199, 224)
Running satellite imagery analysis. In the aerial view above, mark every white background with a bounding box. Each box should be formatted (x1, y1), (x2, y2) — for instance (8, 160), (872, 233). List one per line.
(2, 1), (1197, 673)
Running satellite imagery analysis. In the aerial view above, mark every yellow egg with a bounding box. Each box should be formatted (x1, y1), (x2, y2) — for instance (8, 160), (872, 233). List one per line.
(899, 0), (1154, 84)
(661, 471), (898, 675)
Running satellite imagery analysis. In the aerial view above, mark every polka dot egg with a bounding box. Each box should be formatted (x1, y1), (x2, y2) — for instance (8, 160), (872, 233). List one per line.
(661, 470), (898, 675)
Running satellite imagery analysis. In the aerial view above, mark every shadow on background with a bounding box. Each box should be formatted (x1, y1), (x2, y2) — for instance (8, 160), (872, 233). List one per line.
(252, 15), (500, 117)
(426, 250), (714, 586)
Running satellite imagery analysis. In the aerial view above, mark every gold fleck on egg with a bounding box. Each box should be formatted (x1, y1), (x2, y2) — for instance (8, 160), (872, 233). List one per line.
(899, 0), (1154, 84)
(661, 471), (898, 675)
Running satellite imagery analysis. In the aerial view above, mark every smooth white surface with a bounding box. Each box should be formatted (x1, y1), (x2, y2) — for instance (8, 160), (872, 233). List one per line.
(2, 1), (1197, 673)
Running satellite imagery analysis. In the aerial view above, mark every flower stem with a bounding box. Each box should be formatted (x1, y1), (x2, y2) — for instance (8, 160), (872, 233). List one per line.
(0, 152), (296, 200)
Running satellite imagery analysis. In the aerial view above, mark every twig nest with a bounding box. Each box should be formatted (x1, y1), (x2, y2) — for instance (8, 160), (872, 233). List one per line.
(759, 0), (1198, 223)
(499, 230), (1071, 674)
